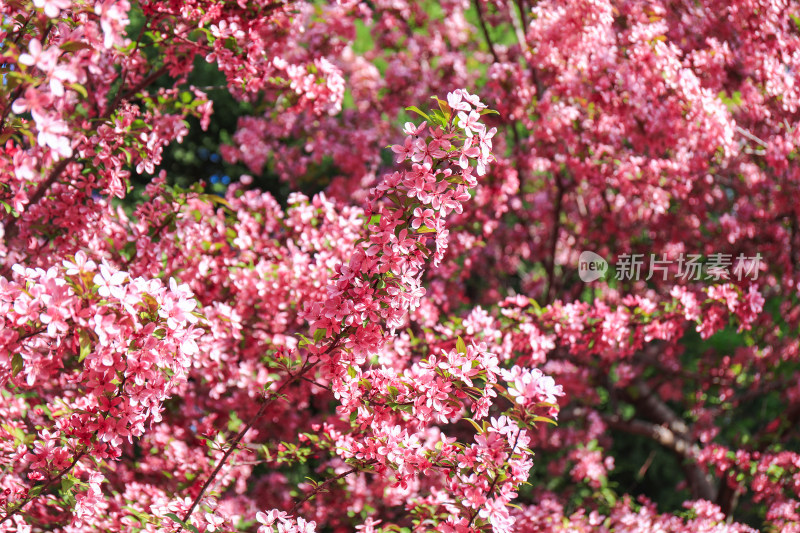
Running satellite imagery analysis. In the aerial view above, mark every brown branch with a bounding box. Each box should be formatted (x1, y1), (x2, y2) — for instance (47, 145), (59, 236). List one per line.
(473, 0), (500, 64)
(179, 372), (311, 525)
(716, 475), (741, 517)
(288, 460), (376, 515)
(603, 415), (715, 501)
(109, 15), (151, 115)
(119, 65), (169, 103)
(621, 377), (717, 501)
(16, 327), (46, 342)
(514, 0), (527, 28)
(543, 172), (564, 303)
(565, 406), (715, 501)
(508, 0), (526, 49)
(4, 156), (76, 241)
(467, 473), (499, 528)
(0, 451), (86, 525)
(601, 414), (697, 459)
(180, 333), (347, 527)
(623, 379), (691, 438)
(3, 57), (170, 246)
(297, 375), (332, 392)
(509, 0), (544, 97)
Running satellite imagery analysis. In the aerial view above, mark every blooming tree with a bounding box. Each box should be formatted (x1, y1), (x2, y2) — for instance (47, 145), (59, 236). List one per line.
(1, 0), (799, 532)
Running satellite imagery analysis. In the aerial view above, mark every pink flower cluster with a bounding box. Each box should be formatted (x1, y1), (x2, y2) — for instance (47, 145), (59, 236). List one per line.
(1, 255), (200, 465)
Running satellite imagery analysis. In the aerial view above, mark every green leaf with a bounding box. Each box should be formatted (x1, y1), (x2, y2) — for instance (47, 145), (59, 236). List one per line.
(602, 486), (617, 505)
(480, 108), (500, 116)
(11, 353), (23, 376)
(122, 506), (150, 526)
(463, 417), (484, 433)
(79, 330), (91, 362)
(405, 106), (430, 120)
(119, 147), (133, 164)
(531, 415), (558, 426)
(417, 225), (436, 233)
(455, 336), (467, 355)
(67, 83), (88, 99)
(61, 475), (76, 494)
(165, 513), (199, 533)
(2, 71), (29, 91)
(428, 109), (448, 128)
(431, 96), (451, 120)
(313, 328), (326, 343)
(60, 41), (94, 52)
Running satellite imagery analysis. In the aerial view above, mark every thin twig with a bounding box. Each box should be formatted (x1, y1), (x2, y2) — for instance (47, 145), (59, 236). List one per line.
(288, 460), (376, 515)
(3, 156), (76, 240)
(735, 125), (768, 147)
(466, 430), (521, 527)
(180, 371), (313, 525)
(0, 17), (43, 132)
(180, 333), (346, 527)
(0, 452), (86, 525)
(543, 172), (564, 303)
(110, 15), (151, 115)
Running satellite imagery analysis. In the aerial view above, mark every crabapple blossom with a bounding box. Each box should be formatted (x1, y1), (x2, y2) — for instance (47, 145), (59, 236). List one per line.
(1, 0), (799, 531)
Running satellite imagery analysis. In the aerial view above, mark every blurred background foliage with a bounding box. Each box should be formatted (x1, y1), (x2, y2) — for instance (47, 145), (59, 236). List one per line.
(125, 3), (381, 208)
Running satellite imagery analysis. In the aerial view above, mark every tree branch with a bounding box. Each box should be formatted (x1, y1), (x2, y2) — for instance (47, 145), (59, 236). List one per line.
(623, 379), (691, 438)
(180, 333), (347, 527)
(3, 156), (76, 241)
(288, 460), (376, 515)
(564, 406), (715, 501)
(543, 172), (564, 303)
(473, 0), (500, 64)
(0, 452), (86, 525)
